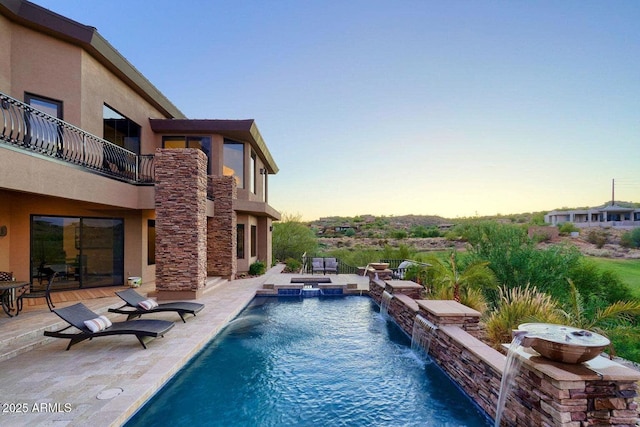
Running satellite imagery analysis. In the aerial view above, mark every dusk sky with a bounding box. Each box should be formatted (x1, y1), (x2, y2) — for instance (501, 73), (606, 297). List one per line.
(32, 0), (640, 220)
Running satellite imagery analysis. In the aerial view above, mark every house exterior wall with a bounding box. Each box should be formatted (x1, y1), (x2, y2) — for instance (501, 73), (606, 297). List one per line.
(0, 0), (279, 287)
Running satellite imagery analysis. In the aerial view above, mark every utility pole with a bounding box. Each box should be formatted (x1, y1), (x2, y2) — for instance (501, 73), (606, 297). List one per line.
(611, 178), (615, 206)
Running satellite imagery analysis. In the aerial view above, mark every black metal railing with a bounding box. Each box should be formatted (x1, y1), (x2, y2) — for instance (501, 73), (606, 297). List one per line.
(0, 92), (153, 184)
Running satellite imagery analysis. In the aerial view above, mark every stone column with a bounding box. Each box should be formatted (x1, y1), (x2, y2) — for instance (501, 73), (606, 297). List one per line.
(207, 175), (237, 280)
(154, 148), (207, 300)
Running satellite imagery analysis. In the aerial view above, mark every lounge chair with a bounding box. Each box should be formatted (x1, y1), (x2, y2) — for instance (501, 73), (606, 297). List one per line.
(311, 258), (324, 274)
(108, 289), (204, 323)
(44, 302), (174, 350)
(324, 258), (339, 274)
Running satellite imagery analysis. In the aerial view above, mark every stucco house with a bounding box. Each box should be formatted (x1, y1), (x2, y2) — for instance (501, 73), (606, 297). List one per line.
(0, 0), (280, 299)
(545, 203), (640, 229)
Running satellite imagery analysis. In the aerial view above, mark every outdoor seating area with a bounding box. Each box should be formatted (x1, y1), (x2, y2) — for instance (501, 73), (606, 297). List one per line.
(109, 288), (205, 323)
(0, 271), (29, 317)
(311, 257), (339, 275)
(44, 302), (175, 350)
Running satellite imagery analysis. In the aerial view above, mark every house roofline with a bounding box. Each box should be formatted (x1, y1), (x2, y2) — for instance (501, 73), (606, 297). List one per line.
(149, 119), (279, 174)
(0, 0), (186, 119)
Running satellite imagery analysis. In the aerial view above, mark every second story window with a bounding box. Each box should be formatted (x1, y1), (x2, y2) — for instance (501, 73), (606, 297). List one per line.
(250, 152), (256, 194)
(224, 140), (244, 188)
(103, 104), (141, 154)
(25, 93), (64, 154)
(25, 93), (63, 119)
(162, 136), (211, 173)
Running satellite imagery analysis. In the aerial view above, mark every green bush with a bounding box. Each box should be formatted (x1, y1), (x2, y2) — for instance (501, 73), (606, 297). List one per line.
(249, 260), (266, 276)
(586, 229), (608, 248)
(558, 222), (579, 235)
(621, 228), (640, 249)
(284, 258), (301, 273)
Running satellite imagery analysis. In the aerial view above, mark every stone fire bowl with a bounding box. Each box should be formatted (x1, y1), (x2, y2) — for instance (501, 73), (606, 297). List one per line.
(515, 323), (610, 364)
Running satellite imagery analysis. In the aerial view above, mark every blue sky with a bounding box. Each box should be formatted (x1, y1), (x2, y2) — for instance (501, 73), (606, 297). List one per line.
(32, 0), (640, 220)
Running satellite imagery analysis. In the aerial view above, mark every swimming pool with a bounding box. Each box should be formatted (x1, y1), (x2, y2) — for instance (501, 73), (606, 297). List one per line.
(125, 296), (491, 426)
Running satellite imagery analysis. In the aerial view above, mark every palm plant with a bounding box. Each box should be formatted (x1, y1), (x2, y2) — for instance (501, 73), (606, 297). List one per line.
(559, 279), (640, 339)
(426, 251), (498, 304)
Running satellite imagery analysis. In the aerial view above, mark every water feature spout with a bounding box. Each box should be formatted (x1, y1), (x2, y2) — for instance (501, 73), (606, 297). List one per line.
(512, 323), (610, 364)
(510, 329), (535, 348)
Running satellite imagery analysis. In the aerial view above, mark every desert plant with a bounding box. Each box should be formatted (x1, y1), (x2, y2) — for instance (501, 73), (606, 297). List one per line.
(249, 260), (266, 276)
(586, 229), (608, 248)
(620, 227), (640, 249)
(484, 285), (564, 350)
(559, 279), (640, 333)
(558, 222), (579, 235)
(272, 213), (318, 262)
(284, 257), (301, 273)
(425, 251), (498, 303)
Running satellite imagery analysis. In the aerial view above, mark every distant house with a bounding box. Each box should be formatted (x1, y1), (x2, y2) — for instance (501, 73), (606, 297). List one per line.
(545, 204), (640, 229)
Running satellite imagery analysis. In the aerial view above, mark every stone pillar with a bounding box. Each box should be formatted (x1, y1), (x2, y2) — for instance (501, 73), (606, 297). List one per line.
(207, 175), (237, 280)
(416, 299), (482, 337)
(154, 148), (207, 300)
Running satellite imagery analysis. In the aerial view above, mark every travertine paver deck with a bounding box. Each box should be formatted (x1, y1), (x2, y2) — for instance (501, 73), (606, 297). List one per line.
(0, 267), (369, 427)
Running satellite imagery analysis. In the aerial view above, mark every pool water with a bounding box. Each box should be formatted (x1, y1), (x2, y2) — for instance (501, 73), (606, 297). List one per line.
(126, 296), (491, 426)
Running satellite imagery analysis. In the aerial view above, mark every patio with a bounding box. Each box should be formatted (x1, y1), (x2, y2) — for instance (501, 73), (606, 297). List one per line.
(0, 266), (368, 426)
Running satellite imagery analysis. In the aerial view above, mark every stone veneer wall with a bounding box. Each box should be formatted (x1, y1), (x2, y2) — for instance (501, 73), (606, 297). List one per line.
(207, 175), (237, 279)
(370, 278), (640, 426)
(154, 148), (207, 299)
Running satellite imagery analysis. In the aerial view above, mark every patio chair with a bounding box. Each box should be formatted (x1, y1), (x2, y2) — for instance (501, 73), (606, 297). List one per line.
(16, 272), (58, 313)
(311, 258), (324, 274)
(109, 289), (204, 323)
(44, 302), (174, 350)
(324, 258), (339, 274)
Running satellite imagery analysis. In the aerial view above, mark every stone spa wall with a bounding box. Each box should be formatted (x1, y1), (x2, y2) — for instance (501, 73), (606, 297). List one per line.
(369, 278), (640, 426)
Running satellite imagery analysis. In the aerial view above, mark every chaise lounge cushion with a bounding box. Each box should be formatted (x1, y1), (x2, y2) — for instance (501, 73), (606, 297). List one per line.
(138, 299), (159, 310)
(83, 315), (112, 333)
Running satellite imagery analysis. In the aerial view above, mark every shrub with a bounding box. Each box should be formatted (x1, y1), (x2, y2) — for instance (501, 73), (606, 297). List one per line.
(558, 222), (579, 235)
(249, 260), (266, 276)
(484, 285), (564, 350)
(272, 213), (318, 261)
(284, 258), (301, 273)
(586, 229), (608, 248)
(621, 228), (640, 249)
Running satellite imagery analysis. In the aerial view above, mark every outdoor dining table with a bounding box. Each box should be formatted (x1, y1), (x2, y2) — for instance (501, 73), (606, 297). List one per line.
(0, 281), (29, 317)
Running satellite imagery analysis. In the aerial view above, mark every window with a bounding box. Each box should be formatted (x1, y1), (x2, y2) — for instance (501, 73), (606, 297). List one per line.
(251, 225), (257, 257)
(103, 104), (141, 154)
(25, 93), (63, 154)
(237, 224), (245, 259)
(163, 136), (212, 173)
(250, 152), (256, 194)
(25, 93), (63, 119)
(147, 220), (156, 265)
(223, 140), (244, 188)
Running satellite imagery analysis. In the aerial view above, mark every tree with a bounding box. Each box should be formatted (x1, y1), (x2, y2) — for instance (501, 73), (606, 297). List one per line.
(425, 251), (498, 308)
(272, 213), (318, 262)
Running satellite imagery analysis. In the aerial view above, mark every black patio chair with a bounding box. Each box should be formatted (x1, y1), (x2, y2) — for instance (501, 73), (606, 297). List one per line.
(44, 302), (174, 350)
(109, 289), (204, 323)
(16, 272), (58, 313)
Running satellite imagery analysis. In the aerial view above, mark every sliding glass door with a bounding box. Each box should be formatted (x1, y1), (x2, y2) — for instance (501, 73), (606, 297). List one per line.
(31, 216), (124, 290)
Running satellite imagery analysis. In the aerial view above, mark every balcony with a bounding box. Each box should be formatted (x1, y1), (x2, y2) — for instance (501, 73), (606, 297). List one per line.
(0, 92), (154, 184)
